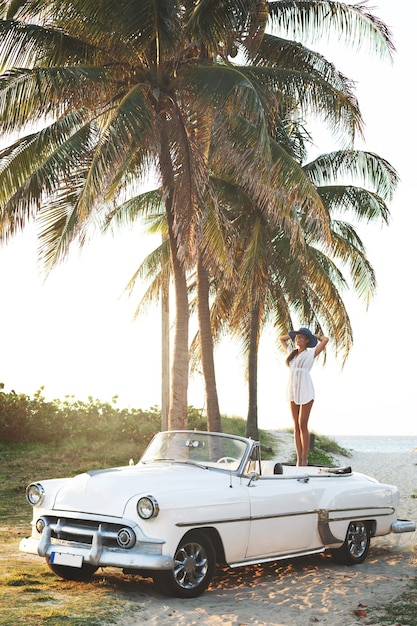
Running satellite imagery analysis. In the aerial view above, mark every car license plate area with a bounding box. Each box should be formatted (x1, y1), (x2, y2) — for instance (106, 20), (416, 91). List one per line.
(50, 552), (83, 568)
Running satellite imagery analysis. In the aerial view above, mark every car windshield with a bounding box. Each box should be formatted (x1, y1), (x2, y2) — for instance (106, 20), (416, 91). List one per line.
(140, 431), (249, 472)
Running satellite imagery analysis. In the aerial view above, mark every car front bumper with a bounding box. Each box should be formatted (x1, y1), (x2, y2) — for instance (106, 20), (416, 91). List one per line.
(19, 519), (174, 571)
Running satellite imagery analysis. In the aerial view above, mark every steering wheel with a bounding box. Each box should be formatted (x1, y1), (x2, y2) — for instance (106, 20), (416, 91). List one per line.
(217, 456), (238, 465)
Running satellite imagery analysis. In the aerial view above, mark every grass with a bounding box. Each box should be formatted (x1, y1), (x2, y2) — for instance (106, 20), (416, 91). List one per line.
(1, 415), (415, 625)
(369, 575), (417, 625)
(0, 554), (131, 626)
(308, 432), (351, 465)
(0, 439), (139, 525)
(281, 430), (351, 466)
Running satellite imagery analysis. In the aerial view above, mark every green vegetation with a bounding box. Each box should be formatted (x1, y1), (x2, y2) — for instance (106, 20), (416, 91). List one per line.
(307, 448), (334, 466)
(308, 432), (351, 466)
(369, 576), (417, 626)
(0, 382), (162, 445)
(0, 563), (141, 626)
(281, 430), (351, 466)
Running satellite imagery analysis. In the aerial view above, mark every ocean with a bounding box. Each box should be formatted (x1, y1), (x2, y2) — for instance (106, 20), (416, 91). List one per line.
(333, 435), (417, 454)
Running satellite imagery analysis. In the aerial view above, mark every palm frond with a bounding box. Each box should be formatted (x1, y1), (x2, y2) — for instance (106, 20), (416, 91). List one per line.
(35, 180), (86, 271)
(254, 32), (353, 92)
(188, 0), (269, 57)
(78, 83), (154, 217)
(267, 1), (394, 59)
(0, 16), (114, 71)
(0, 110), (93, 226)
(242, 64), (362, 144)
(106, 189), (164, 230)
(0, 66), (110, 132)
(304, 150), (399, 202)
(318, 186), (390, 225)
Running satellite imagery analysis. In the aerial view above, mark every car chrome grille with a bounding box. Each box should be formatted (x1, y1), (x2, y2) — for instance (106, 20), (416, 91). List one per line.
(39, 516), (136, 549)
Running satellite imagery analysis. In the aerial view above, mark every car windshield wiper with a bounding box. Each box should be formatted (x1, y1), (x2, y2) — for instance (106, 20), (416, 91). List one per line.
(142, 458), (175, 464)
(172, 460), (209, 470)
(142, 458), (208, 469)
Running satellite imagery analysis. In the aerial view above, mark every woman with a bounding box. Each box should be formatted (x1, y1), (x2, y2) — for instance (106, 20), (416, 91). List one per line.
(279, 328), (329, 466)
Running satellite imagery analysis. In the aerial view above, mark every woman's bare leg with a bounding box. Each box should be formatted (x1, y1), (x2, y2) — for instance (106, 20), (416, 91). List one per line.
(290, 402), (303, 465)
(298, 400), (314, 466)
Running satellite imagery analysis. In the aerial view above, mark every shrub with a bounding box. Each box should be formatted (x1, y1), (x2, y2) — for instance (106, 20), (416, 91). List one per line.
(0, 383), (160, 446)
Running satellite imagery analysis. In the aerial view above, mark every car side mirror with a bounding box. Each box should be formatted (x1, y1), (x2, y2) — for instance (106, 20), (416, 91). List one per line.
(247, 471), (259, 487)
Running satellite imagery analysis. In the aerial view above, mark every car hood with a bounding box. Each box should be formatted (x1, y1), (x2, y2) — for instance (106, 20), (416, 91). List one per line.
(52, 462), (217, 517)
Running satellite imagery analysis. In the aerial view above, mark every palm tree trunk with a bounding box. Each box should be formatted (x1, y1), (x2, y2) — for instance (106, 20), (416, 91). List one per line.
(165, 198), (189, 430)
(161, 252), (170, 431)
(197, 255), (222, 433)
(159, 118), (189, 431)
(246, 297), (260, 440)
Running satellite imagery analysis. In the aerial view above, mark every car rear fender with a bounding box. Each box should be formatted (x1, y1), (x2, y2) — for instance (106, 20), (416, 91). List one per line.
(319, 511), (377, 546)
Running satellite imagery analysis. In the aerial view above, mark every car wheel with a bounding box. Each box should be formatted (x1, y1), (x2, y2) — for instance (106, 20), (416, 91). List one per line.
(153, 531), (216, 598)
(331, 521), (370, 565)
(46, 557), (98, 581)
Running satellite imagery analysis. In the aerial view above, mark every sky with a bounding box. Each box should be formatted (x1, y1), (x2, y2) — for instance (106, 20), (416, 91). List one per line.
(0, 1), (415, 437)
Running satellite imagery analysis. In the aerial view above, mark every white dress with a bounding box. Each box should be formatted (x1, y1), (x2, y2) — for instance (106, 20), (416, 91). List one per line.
(286, 349), (315, 404)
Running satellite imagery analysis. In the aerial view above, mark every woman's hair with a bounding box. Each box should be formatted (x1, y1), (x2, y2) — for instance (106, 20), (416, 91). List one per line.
(286, 349), (299, 366)
(286, 334), (311, 366)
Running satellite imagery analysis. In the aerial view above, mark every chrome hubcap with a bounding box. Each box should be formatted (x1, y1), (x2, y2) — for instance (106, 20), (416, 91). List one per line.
(173, 541), (208, 589)
(347, 522), (367, 558)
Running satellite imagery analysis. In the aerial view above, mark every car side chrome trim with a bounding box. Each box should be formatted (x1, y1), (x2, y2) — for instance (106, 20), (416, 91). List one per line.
(319, 507), (396, 522)
(258, 505), (395, 524)
(176, 505), (396, 528)
(176, 509), (318, 527)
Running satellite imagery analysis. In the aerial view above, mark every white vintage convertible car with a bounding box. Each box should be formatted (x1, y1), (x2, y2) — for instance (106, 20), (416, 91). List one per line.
(20, 430), (415, 597)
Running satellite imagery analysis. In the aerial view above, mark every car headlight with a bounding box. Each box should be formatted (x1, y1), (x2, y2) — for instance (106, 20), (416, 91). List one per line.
(25, 483), (45, 506)
(137, 495), (159, 519)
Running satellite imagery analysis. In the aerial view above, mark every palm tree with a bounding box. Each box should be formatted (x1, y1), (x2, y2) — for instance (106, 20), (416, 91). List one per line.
(0, 1), (393, 429)
(205, 148), (398, 439)
(118, 196), (226, 432)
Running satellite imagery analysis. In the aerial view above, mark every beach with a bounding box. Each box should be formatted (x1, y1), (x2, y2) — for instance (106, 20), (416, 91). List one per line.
(110, 431), (417, 626)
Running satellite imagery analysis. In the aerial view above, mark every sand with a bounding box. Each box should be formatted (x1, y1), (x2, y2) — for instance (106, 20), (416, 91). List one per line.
(110, 431), (417, 626)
